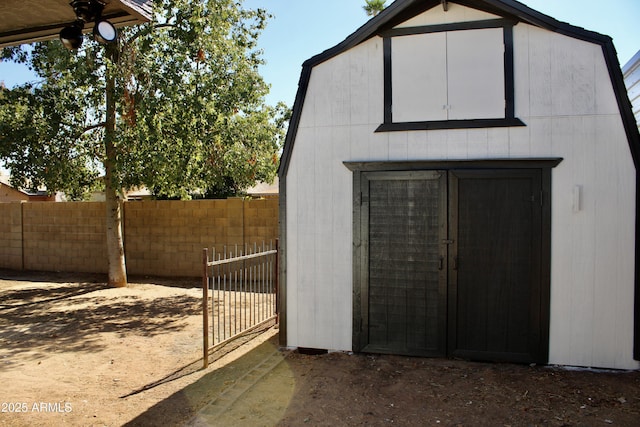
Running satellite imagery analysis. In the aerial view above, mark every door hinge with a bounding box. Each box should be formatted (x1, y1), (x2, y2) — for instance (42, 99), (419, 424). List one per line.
(441, 239), (454, 245)
(530, 191), (543, 207)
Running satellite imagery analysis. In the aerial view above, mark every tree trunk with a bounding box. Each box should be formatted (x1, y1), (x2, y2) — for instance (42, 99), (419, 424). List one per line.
(104, 45), (127, 288)
(105, 175), (127, 287)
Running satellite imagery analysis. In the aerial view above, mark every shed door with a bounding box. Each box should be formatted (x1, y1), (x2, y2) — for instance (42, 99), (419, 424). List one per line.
(356, 169), (548, 364)
(363, 171), (447, 356)
(448, 170), (544, 363)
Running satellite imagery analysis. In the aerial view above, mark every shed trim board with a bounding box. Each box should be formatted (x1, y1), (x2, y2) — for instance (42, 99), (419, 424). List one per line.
(278, 0), (640, 367)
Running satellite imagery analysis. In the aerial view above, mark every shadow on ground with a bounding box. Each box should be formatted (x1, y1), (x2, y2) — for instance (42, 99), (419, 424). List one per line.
(125, 336), (640, 427)
(124, 333), (294, 427)
(0, 269), (108, 285)
(0, 268), (201, 289)
(0, 278), (201, 361)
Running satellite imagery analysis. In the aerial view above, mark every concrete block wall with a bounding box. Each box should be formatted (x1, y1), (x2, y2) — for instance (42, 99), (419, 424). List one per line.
(124, 198), (279, 277)
(0, 198), (278, 277)
(243, 198), (279, 247)
(124, 199), (236, 277)
(22, 202), (107, 273)
(0, 202), (24, 270)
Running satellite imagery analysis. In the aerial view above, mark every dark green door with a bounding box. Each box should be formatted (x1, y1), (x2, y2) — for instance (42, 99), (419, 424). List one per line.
(356, 168), (548, 364)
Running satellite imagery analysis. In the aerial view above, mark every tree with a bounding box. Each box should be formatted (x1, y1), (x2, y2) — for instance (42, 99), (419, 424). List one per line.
(363, 0), (386, 17)
(0, 0), (288, 287)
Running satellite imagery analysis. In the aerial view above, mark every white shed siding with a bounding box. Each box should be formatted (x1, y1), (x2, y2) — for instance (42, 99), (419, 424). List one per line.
(285, 6), (639, 369)
(286, 39), (384, 350)
(512, 24), (637, 369)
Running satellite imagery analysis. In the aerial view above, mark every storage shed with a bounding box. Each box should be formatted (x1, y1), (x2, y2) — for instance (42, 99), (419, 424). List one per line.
(278, 0), (640, 370)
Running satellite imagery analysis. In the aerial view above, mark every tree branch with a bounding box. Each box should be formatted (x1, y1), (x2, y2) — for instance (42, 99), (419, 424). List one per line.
(84, 122), (106, 132)
(78, 122), (106, 138)
(121, 23), (177, 52)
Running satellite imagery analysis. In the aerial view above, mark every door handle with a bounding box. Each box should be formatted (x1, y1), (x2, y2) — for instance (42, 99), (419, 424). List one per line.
(439, 256), (457, 270)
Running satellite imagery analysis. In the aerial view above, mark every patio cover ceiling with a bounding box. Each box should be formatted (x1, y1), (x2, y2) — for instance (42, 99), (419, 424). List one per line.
(0, 0), (152, 48)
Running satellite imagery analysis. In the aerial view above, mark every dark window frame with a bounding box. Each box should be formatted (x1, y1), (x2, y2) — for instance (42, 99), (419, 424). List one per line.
(376, 19), (525, 132)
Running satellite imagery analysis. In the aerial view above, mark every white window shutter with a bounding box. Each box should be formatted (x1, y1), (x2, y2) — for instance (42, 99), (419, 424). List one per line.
(446, 28), (505, 120)
(391, 32), (448, 122)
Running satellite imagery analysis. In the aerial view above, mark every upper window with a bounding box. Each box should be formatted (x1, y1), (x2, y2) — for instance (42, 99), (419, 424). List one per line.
(377, 19), (525, 132)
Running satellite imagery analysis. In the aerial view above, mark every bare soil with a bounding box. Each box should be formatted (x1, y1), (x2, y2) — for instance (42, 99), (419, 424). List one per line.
(1, 271), (639, 426)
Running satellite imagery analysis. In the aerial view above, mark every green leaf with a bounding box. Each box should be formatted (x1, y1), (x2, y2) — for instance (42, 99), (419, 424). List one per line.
(0, 0), (289, 200)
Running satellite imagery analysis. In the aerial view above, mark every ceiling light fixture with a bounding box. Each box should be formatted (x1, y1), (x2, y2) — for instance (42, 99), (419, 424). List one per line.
(59, 0), (118, 50)
(60, 19), (85, 50)
(94, 20), (117, 44)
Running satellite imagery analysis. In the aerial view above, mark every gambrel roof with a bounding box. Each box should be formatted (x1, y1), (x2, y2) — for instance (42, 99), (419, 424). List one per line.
(278, 0), (640, 177)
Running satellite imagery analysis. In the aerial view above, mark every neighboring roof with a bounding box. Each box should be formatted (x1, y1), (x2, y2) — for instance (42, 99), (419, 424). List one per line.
(623, 49), (640, 74)
(0, 181), (28, 202)
(0, 0), (153, 48)
(247, 177), (279, 197)
(0, 180), (56, 202)
(278, 0), (640, 177)
(623, 49), (640, 129)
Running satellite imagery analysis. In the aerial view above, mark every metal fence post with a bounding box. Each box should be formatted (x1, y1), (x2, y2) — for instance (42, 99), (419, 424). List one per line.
(275, 238), (279, 324)
(202, 248), (209, 369)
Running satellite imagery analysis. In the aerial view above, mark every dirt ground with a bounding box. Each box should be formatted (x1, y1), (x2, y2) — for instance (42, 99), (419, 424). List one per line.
(1, 271), (639, 427)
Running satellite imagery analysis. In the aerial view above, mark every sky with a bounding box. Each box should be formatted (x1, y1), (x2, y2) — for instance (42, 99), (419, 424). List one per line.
(0, 0), (639, 108)
(246, 0), (640, 107)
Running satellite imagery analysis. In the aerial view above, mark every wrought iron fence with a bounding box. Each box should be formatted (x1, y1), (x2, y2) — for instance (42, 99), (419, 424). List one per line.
(202, 241), (278, 367)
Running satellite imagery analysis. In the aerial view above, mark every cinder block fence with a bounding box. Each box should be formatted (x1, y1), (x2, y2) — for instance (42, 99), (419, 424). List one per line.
(0, 198), (278, 277)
